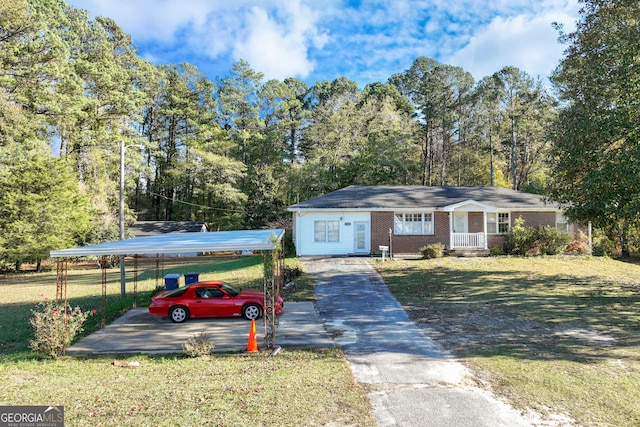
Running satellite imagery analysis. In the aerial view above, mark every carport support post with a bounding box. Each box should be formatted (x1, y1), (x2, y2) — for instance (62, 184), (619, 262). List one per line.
(55, 259), (68, 311)
(101, 256), (107, 327)
(262, 236), (284, 349)
(119, 257), (126, 297)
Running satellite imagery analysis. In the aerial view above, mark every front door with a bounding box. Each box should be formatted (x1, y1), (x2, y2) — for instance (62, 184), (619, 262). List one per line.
(453, 212), (468, 233)
(354, 222), (370, 253)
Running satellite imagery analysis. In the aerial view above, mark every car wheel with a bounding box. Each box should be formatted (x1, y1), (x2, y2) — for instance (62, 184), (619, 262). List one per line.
(169, 306), (189, 323)
(242, 304), (262, 320)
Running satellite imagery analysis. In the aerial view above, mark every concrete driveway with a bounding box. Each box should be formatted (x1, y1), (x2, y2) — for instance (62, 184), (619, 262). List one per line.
(67, 302), (333, 355)
(302, 257), (539, 427)
(67, 258), (553, 425)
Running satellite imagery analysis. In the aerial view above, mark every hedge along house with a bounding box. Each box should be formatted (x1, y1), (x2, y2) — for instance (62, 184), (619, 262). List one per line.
(288, 185), (572, 257)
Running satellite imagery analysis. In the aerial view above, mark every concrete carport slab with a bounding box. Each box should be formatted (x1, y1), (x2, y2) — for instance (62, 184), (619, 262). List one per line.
(51, 229), (287, 349)
(67, 302), (334, 354)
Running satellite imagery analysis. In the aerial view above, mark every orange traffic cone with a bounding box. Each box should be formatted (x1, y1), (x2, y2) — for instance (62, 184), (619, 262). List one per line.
(246, 318), (258, 352)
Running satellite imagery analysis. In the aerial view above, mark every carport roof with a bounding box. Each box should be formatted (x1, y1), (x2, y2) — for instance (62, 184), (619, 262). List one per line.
(50, 229), (285, 257)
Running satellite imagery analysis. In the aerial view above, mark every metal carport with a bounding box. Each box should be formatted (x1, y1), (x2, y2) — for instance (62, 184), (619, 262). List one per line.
(49, 229), (285, 349)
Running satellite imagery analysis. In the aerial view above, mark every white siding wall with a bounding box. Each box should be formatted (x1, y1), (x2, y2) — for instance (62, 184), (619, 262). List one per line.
(293, 211), (371, 256)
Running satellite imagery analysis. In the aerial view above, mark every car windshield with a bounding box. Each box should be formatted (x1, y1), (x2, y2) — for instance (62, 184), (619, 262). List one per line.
(220, 282), (240, 297)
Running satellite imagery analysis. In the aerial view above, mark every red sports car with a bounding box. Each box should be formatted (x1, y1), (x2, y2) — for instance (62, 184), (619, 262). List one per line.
(148, 280), (284, 323)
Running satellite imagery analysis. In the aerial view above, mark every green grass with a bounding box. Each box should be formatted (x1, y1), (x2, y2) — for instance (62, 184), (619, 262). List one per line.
(0, 255), (375, 426)
(0, 350), (374, 426)
(15, 253), (639, 425)
(376, 255), (640, 427)
(0, 255), (314, 357)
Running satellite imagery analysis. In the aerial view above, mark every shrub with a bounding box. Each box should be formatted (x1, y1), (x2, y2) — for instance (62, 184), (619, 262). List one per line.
(504, 218), (536, 255)
(183, 332), (214, 357)
(505, 219), (575, 256)
(284, 265), (303, 284)
(537, 226), (572, 255)
(29, 299), (94, 359)
(490, 246), (504, 256)
(592, 233), (617, 257)
(420, 243), (445, 259)
(564, 231), (590, 254)
(564, 239), (590, 254)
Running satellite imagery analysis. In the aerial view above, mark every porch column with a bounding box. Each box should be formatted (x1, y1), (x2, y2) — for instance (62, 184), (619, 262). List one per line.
(483, 211), (488, 249)
(449, 211), (454, 249)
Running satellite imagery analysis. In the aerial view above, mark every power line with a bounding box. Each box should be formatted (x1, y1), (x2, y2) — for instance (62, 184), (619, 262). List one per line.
(147, 191), (245, 213)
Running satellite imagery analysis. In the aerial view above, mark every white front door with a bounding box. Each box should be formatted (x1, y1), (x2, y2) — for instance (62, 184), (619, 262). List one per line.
(354, 222), (370, 253)
(453, 212), (468, 233)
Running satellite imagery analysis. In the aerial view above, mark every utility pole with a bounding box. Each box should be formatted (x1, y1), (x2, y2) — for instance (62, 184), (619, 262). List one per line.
(119, 141), (143, 297)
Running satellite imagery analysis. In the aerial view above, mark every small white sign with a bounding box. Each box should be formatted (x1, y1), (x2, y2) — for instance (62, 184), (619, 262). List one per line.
(379, 245), (389, 251)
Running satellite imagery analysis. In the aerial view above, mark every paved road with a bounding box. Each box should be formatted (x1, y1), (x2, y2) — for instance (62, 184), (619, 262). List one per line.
(302, 257), (536, 427)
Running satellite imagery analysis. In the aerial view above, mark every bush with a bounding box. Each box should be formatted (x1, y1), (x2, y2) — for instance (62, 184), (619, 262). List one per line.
(29, 299), (95, 359)
(537, 226), (572, 255)
(564, 231), (590, 254)
(420, 243), (445, 259)
(490, 246), (504, 256)
(284, 265), (303, 284)
(592, 233), (617, 257)
(505, 219), (574, 256)
(504, 218), (536, 255)
(183, 332), (215, 357)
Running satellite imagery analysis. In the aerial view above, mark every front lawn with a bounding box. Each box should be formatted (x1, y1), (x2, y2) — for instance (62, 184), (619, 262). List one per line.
(0, 255), (374, 426)
(0, 350), (374, 426)
(376, 256), (640, 427)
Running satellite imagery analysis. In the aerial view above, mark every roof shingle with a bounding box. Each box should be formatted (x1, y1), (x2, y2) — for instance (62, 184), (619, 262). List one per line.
(288, 185), (557, 210)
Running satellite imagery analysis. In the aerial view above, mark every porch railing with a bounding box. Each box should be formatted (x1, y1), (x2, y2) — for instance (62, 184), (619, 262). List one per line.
(451, 232), (486, 249)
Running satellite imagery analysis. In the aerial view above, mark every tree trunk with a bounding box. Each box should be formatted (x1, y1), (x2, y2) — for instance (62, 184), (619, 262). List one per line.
(510, 108), (517, 190)
(620, 220), (631, 258)
(421, 123), (429, 186)
(489, 124), (495, 186)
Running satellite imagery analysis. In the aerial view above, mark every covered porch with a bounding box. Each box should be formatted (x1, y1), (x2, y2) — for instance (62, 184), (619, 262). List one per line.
(444, 200), (498, 251)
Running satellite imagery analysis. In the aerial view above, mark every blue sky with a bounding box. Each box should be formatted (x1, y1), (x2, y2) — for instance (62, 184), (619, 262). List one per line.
(66, 0), (581, 87)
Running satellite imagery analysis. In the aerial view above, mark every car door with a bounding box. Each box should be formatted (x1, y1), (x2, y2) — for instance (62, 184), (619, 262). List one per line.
(192, 287), (233, 317)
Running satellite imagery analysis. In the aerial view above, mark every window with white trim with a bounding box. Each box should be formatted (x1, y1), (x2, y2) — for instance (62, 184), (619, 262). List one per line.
(394, 212), (434, 235)
(487, 212), (510, 234)
(314, 220), (340, 242)
(556, 213), (569, 232)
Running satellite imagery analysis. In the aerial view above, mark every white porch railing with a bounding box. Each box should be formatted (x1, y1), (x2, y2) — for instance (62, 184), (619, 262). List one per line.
(451, 232), (486, 249)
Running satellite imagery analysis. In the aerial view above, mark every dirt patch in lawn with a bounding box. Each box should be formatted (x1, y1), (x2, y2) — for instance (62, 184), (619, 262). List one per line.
(405, 303), (618, 362)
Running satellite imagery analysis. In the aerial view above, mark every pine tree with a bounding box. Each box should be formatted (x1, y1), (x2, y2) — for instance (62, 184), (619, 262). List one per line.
(0, 147), (91, 270)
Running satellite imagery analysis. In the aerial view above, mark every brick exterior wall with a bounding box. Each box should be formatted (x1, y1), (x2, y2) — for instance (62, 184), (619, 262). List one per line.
(468, 212), (484, 233)
(372, 211), (451, 254)
(371, 212), (393, 251)
(488, 234), (506, 251)
(371, 210), (565, 255)
(512, 211), (556, 228)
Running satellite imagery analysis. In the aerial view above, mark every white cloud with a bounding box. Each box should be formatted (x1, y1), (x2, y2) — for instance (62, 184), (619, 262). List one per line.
(68, 0), (328, 80)
(231, 2), (327, 80)
(66, 0), (582, 85)
(445, 7), (579, 82)
(68, 0), (212, 42)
